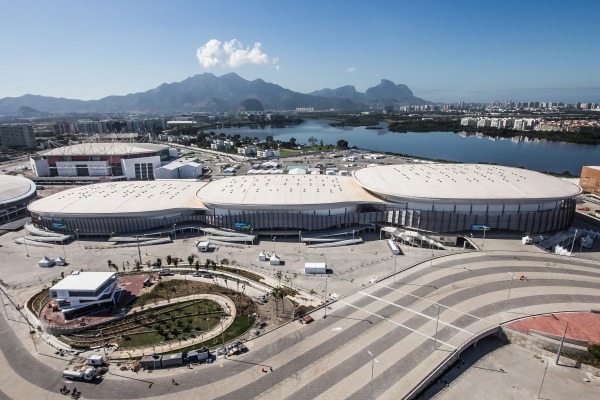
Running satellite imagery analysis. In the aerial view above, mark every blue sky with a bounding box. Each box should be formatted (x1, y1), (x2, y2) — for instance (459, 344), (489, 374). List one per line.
(2, 0), (599, 103)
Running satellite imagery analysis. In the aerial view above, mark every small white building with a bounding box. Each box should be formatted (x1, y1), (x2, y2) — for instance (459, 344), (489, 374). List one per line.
(196, 241), (210, 252)
(49, 272), (119, 319)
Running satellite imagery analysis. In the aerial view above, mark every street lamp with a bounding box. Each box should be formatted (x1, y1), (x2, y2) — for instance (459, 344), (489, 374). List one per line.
(23, 238), (30, 257)
(504, 272), (515, 311)
(273, 236), (276, 253)
(393, 255), (397, 283)
(352, 229), (355, 251)
(323, 273), (328, 319)
(569, 229), (578, 254)
(75, 228), (80, 248)
(366, 350), (378, 397)
(433, 305), (440, 350)
(173, 224), (177, 241)
(220, 313), (225, 345)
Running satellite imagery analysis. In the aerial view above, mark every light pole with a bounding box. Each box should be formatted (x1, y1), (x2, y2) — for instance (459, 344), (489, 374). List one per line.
(504, 272), (515, 311)
(556, 321), (569, 365)
(173, 224), (177, 241)
(323, 273), (328, 319)
(220, 313), (225, 345)
(273, 236), (276, 253)
(352, 229), (355, 251)
(569, 229), (577, 254)
(482, 227), (487, 250)
(393, 255), (397, 283)
(75, 228), (80, 248)
(298, 231), (301, 252)
(366, 350), (378, 397)
(433, 304), (440, 350)
(23, 238), (30, 257)
(136, 236), (142, 265)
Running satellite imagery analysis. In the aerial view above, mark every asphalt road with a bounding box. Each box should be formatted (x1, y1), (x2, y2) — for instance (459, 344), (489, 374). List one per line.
(1, 250), (599, 399)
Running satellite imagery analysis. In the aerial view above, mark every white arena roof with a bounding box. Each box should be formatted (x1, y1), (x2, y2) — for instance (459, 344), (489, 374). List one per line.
(28, 180), (207, 217)
(51, 272), (115, 292)
(0, 175), (36, 205)
(196, 175), (383, 210)
(353, 164), (582, 202)
(39, 143), (169, 156)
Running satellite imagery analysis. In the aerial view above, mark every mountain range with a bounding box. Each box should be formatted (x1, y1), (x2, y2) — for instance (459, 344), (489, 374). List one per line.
(0, 73), (429, 115)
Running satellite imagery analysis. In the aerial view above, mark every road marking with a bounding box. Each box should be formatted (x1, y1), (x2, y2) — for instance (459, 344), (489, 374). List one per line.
(376, 283), (494, 324)
(339, 300), (457, 349)
(332, 327), (342, 331)
(359, 291), (473, 335)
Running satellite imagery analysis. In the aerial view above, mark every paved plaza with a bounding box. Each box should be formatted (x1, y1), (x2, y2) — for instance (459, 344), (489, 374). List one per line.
(1, 228), (600, 399)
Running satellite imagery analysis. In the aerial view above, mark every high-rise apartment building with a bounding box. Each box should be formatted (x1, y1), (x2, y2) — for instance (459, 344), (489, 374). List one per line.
(0, 124), (36, 149)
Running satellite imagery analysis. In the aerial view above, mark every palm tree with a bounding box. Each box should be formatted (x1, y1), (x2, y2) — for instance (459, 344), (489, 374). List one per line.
(166, 255), (172, 266)
(271, 287), (285, 315)
(188, 254), (195, 266)
(274, 270), (283, 287)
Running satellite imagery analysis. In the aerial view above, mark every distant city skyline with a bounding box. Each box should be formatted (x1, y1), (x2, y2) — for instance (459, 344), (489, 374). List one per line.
(2, 0), (599, 103)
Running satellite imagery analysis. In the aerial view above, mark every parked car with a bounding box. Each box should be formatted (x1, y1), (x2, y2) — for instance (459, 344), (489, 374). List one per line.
(192, 272), (201, 277)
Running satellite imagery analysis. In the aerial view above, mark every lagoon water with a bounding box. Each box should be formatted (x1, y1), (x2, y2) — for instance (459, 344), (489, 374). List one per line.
(218, 119), (600, 175)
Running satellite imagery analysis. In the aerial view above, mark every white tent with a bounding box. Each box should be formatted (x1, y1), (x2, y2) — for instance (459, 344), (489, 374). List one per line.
(269, 253), (281, 265)
(258, 251), (267, 262)
(54, 256), (66, 266)
(38, 256), (55, 268)
(521, 235), (533, 245)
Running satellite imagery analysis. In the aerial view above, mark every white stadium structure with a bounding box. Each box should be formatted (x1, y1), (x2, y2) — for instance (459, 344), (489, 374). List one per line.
(27, 164), (581, 235)
(0, 175), (37, 223)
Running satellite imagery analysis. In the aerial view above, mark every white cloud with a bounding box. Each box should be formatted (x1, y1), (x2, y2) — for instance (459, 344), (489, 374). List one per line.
(196, 39), (276, 69)
(347, 67), (357, 73)
(274, 65), (281, 72)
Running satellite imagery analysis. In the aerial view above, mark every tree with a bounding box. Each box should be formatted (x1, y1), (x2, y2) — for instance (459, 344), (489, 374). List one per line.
(224, 276), (228, 287)
(166, 255), (172, 266)
(156, 258), (162, 268)
(205, 259), (212, 270)
(319, 139), (324, 147)
(274, 270), (283, 287)
(221, 258), (229, 266)
(107, 260), (113, 271)
(134, 260), (142, 271)
(336, 139), (349, 150)
(271, 287), (285, 315)
(308, 136), (318, 147)
(195, 261), (200, 272)
(188, 254), (195, 266)
(172, 257), (179, 267)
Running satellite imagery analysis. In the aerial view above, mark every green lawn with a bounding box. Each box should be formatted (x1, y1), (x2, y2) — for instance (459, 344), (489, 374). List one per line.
(119, 303), (223, 349)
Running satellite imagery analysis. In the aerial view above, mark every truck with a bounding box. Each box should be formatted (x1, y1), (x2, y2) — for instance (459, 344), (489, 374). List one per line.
(62, 367), (96, 382)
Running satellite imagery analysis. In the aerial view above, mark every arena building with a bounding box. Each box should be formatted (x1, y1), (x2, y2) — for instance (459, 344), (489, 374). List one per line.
(354, 164), (581, 233)
(27, 164), (581, 235)
(29, 143), (175, 180)
(0, 175), (37, 223)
